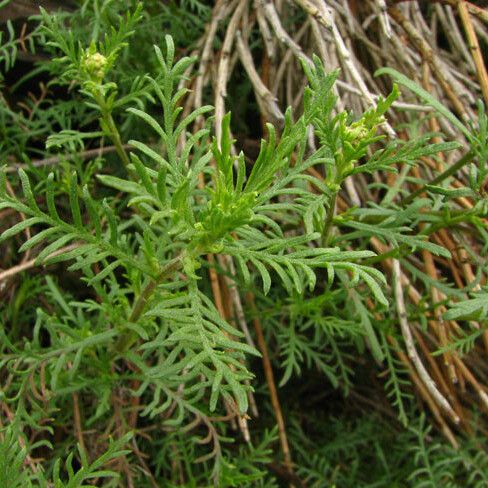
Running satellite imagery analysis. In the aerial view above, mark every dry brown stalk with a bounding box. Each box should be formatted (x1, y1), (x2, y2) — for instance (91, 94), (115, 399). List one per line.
(388, 6), (469, 121)
(392, 259), (460, 424)
(457, 1), (488, 104)
(293, 0), (333, 30)
(215, 0), (248, 144)
(246, 292), (294, 475)
(387, 336), (459, 448)
(194, 0), (234, 114)
(453, 356), (488, 410)
(411, 326), (462, 411)
(0, 243), (81, 283)
(236, 30), (284, 126)
(440, 0), (488, 23)
(6, 144), (129, 173)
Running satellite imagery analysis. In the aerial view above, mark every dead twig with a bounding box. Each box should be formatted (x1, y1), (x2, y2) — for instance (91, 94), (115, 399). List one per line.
(392, 259), (460, 424)
(457, 0), (488, 105)
(246, 292), (294, 475)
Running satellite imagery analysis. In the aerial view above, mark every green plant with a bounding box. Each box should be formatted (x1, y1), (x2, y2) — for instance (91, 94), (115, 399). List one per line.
(1, 2), (487, 486)
(0, 7), (388, 483)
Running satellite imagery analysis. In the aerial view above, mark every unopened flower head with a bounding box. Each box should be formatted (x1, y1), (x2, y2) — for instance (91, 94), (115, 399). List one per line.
(82, 51), (108, 82)
(344, 123), (368, 144)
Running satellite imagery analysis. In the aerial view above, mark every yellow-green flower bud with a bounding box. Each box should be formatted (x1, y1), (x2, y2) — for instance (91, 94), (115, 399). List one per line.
(83, 52), (108, 82)
(328, 182), (341, 192)
(345, 123), (368, 144)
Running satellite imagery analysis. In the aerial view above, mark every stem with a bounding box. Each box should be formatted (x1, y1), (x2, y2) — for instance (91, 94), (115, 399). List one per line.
(104, 111), (133, 171)
(321, 191), (337, 247)
(399, 150), (474, 207)
(114, 253), (185, 353)
(246, 292), (294, 476)
(95, 91), (134, 175)
(392, 259), (460, 424)
(96, 89), (174, 348)
(131, 255), (184, 322)
(363, 245), (403, 265)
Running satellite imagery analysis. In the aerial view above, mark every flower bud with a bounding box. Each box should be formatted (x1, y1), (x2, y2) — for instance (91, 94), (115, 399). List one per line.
(83, 52), (108, 82)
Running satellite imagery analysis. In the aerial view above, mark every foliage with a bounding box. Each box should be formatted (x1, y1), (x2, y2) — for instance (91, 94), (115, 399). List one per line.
(0, 1), (487, 486)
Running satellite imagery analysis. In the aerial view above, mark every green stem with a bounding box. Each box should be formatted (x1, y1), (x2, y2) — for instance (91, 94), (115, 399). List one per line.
(91, 90), (183, 352)
(321, 191), (337, 247)
(114, 253), (185, 353)
(399, 150), (474, 207)
(131, 254), (184, 322)
(363, 245), (403, 265)
(95, 92), (134, 175)
(104, 111), (132, 170)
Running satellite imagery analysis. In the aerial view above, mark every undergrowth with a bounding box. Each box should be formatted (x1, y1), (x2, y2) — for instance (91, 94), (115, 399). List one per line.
(0, 2), (487, 487)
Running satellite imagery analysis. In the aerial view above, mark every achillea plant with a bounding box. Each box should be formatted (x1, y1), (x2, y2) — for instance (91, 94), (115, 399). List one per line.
(0, 2), (487, 487)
